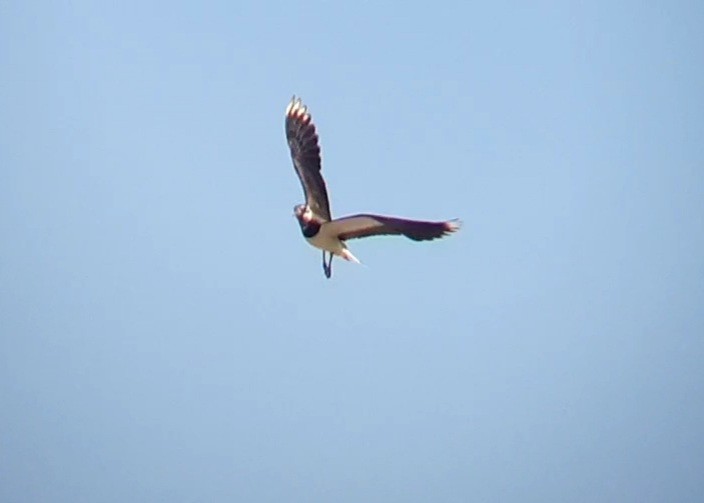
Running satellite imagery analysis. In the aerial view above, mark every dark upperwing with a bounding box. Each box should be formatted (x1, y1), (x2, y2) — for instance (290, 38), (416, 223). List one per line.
(325, 214), (461, 242)
(285, 96), (331, 222)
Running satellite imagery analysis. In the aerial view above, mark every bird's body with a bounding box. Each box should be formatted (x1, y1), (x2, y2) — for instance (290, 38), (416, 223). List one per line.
(293, 204), (361, 265)
(285, 96), (459, 278)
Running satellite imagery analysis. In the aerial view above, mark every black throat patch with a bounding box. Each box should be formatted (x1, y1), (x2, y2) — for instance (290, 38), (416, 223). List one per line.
(299, 220), (321, 238)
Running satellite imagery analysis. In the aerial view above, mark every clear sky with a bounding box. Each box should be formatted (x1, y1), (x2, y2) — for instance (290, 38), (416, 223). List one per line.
(1, 1), (703, 502)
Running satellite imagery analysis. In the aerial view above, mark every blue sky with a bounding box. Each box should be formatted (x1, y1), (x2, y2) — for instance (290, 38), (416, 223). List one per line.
(1, 1), (703, 501)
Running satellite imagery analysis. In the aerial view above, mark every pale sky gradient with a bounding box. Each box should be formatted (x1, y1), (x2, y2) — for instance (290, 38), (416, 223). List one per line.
(1, 1), (703, 502)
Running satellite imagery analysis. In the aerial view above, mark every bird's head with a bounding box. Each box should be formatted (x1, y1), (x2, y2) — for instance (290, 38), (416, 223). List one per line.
(293, 204), (313, 223)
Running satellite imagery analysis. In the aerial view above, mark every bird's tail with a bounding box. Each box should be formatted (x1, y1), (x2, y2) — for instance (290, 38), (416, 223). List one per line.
(339, 248), (361, 264)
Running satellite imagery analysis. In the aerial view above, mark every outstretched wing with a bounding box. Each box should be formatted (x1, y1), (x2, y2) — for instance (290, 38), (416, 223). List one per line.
(285, 96), (331, 221)
(324, 214), (461, 242)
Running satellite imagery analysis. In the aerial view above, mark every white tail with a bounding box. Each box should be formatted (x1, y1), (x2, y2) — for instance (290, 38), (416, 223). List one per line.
(340, 248), (361, 264)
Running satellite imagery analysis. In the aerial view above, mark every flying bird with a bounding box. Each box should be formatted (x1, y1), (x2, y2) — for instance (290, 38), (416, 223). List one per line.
(285, 96), (460, 278)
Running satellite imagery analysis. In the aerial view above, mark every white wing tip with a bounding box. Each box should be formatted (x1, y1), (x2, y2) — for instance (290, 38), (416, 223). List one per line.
(444, 219), (462, 234)
(286, 95), (309, 121)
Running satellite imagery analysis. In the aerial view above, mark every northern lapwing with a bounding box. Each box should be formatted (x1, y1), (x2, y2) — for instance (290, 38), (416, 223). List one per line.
(285, 96), (460, 278)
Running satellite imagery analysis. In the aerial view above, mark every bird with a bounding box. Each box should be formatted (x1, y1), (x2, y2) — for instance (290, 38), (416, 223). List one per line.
(285, 96), (460, 278)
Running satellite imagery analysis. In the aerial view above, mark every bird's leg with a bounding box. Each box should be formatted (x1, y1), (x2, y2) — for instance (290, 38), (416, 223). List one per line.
(327, 252), (334, 277)
(322, 251), (330, 278)
(322, 251), (333, 278)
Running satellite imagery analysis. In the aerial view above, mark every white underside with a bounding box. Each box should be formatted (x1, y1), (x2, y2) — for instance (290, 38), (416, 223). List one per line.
(306, 230), (360, 263)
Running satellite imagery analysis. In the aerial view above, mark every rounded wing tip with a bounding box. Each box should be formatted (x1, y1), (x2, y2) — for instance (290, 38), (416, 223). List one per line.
(286, 95), (308, 119)
(444, 219), (462, 234)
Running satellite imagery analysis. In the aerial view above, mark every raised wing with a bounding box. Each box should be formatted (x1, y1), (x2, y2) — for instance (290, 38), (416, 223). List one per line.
(285, 96), (331, 221)
(325, 214), (461, 242)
